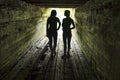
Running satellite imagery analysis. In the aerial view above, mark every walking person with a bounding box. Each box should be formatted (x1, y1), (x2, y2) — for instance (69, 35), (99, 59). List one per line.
(46, 10), (61, 56)
(62, 10), (75, 58)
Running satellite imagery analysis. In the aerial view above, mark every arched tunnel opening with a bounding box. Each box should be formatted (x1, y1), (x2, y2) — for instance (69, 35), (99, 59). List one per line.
(0, 0), (120, 80)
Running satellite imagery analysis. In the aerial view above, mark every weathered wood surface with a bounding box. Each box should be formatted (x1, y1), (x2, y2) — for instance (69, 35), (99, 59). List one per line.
(2, 37), (98, 80)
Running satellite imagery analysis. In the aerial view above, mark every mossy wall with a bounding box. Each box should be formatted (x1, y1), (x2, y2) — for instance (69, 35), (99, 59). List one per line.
(75, 0), (120, 80)
(0, 0), (43, 77)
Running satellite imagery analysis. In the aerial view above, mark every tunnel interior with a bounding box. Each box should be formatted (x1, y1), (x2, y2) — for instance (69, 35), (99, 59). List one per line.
(0, 0), (120, 80)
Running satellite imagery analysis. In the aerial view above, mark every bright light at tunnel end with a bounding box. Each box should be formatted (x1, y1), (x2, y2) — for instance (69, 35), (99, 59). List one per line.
(42, 8), (76, 38)
(49, 8), (75, 21)
(50, 8), (75, 38)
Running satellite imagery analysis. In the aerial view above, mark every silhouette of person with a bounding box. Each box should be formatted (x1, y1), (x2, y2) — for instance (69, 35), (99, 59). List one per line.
(46, 10), (61, 55)
(62, 10), (75, 58)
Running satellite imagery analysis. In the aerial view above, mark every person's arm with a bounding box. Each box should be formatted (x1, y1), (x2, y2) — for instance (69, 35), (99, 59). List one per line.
(70, 19), (75, 29)
(62, 19), (64, 27)
(57, 18), (61, 30)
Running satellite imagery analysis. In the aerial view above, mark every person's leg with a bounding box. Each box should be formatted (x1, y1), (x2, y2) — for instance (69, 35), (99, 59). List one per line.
(53, 33), (57, 52)
(62, 34), (67, 59)
(63, 34), (66, 54)
(49, 36), (53, 53)
(68, 35), (72, 55)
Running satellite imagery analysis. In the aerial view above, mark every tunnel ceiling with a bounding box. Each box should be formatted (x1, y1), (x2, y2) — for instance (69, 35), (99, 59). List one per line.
(22, 0), (89, 7)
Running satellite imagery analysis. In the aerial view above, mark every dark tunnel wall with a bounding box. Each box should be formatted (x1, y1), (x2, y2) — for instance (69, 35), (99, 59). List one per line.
(0, 0), (43, 77)
(75, 0), (120, 80)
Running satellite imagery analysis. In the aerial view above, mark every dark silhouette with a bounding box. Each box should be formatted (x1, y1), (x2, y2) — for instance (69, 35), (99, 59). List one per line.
(46, 10), (61, 56)
(62, 10), (75, 58)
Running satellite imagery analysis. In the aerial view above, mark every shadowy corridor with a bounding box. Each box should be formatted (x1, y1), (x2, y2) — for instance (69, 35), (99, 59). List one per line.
(0, 0), (120, 80)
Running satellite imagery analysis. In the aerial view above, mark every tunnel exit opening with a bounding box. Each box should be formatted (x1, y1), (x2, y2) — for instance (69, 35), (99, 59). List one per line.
(34, 8), (77, 40)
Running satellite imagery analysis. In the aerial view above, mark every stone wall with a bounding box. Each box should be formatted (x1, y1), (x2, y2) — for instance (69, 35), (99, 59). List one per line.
(0, 0), (43, 77)
(75, 0), (120, 80)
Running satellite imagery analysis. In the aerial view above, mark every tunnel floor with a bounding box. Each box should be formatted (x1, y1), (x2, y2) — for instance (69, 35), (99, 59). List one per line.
(5, 36), (97, 80)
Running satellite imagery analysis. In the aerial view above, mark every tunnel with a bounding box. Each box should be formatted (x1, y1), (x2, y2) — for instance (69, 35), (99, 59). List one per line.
(0, 0), (120, 80)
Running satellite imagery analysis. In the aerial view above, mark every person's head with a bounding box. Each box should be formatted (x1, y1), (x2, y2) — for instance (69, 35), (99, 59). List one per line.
(64, 10), (70, 17)
(50, 10), (57, 17)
